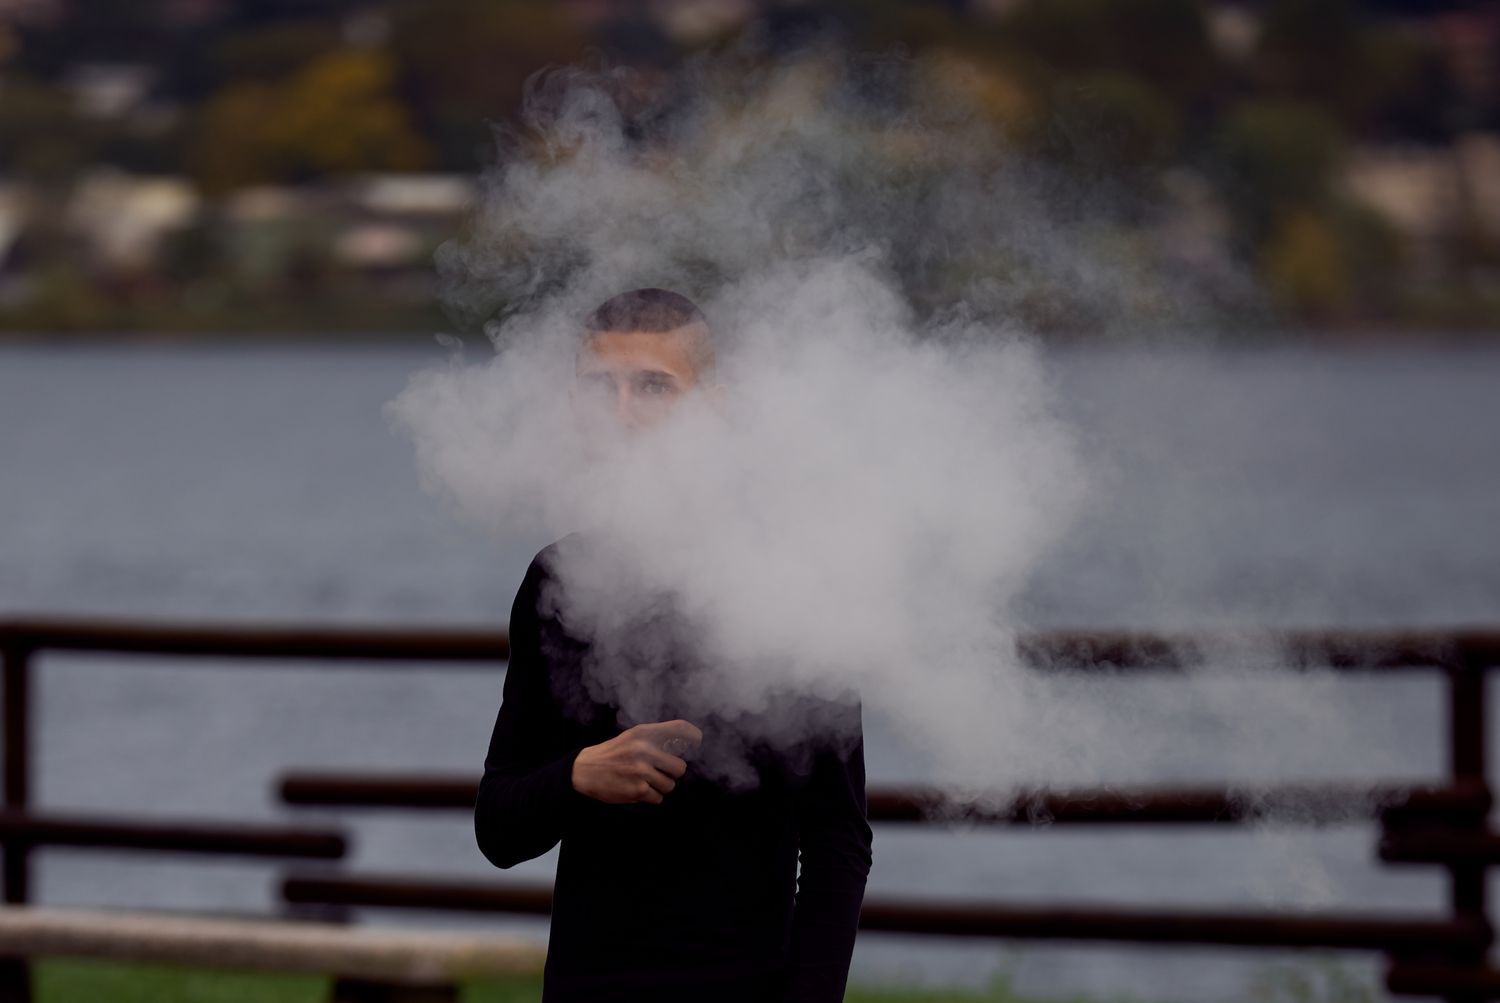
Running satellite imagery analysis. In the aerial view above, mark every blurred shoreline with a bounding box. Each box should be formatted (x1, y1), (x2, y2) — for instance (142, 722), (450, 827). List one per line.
(4, 327), (1497, 347)
(4, 2), (1500, 339)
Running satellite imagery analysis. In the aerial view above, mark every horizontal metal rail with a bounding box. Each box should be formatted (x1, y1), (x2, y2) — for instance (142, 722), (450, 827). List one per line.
(1388, 962), (1500, 995)
(4, 616), (1497, 1000)
(1382, 830), (1500, 866)
(1016, 629), (1500, 672)
(278, 770), (1492, 827)
(279, 872), (1492, 952)
(0, 809), (346, 859)
(5, 617), (1499, 670)
(0, 618), (508, 662)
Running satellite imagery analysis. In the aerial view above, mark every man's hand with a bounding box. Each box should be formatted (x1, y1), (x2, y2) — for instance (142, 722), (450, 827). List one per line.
(571, 719), (703, 805)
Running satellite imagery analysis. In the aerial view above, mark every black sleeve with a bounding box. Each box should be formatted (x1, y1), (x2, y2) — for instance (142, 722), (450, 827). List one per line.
(785, 702), (874, 1003)
(473, 555), (590, 870)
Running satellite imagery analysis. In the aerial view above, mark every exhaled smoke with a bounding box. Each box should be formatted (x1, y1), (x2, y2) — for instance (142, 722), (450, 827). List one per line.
(384, 45), (1371, 817)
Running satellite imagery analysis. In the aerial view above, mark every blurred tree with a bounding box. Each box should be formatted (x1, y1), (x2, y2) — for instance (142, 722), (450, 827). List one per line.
(157, 218), (228, 285)
(1044, 71), (1179, 178)
(14, 0), (164, 68)
(269, 50), (430, 177)
(387, 0), (592, 170)
(1255, 0), (1363, 103)
(209, 19), (343, 86)
(186, 81), (280, 192)
(188, 49), (431, 193)
(1251, 176), (1403, 324)
(1362, 29), (1463, 141)
(1260, 208), (1352, 320)
(1214, 99), (1345, 250)
(916, 49), (1037, 144)
(998, 0), (1218, 109)
(1335, 198), (1405, 315)
(1254, 0), (1447, 136)
(0, 75), (103, 180)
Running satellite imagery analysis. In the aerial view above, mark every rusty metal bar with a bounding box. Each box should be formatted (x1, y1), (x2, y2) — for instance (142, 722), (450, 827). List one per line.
(281, 773), (480, 810)
(4, 618), (1499, 672)
(0, 809), (346, 859)
(279, 872), (1491, 952)
(5, 614), (1500, 997)
(852, 782), (1485, 826)
(0, 643), (31, 1003)
(856, 899), (1490, 950)
(2, 644), (30, 906)
(1446, 654), (1493, 1003)
(284, 874), (554, 916)
(278, 770), (1491, 827)
(1388, 962), (1500, 995)
(1382, 831), (1500, 865)
(1014, 629), (1500, 672)
(0, 618), (508, 663)
(1383, 783), (1494, 828)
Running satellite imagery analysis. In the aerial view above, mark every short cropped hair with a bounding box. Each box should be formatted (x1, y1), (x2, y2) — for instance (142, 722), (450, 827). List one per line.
(582, 288), (715, 377)
(584, 288), (707, 334)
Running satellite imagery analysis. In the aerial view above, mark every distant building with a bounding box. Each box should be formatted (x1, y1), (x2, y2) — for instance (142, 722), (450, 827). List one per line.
(62, 63), (155, 119)
(349, 174), (475, 218)
(1345, 133), (1500, 270)
(1346, 145), (1459, 244)
(649, 0), (757, 43)
(1207, 2), (1260, 62)
(0, 180), (33, 265)
(64, 171), (199, 272)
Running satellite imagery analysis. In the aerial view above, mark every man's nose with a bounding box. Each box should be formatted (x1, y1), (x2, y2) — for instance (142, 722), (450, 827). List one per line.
(613, 386), (638, 426)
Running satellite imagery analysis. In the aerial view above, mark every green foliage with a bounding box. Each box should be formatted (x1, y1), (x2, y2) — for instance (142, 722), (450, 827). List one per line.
(462, 974), (546, 1003)
(210, 20), (344, 86)
(0, 0), (1491, 334)
(21, 955), (1393, 1003)
(34, 958), (326, 1003)
(386, 0), (592, 170)
(1254, 0), (1440, 134)
(0, 75), (104, 180)
(998, 0), (1217, 106)
(187, 49), (431, 193)
(1245, 955), (1383, 1003)
(1044, 71), (1179, 175)
(1260, 209), (1353, 320)
(1215, 100), (1346, 248)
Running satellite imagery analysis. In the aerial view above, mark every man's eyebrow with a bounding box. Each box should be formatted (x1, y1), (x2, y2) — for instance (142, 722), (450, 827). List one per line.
(636, 370), (680, 382)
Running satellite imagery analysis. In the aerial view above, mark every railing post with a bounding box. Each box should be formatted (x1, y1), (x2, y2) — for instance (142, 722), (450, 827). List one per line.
(3, 643), (32, 904)
(0, 641), (33, 1002)
(1445, 655), (1489, 1002)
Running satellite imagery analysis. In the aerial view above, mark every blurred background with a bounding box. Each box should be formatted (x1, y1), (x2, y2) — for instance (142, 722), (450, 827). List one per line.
(0, 0), (1498, 335)
(2, 3), (1500, 1003)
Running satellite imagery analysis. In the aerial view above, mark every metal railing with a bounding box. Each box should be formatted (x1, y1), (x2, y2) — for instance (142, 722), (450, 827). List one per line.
(1, 616), (1498, 1000)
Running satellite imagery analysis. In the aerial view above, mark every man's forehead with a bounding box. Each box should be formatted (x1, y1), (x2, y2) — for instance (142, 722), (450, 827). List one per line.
(577, 325), (708, 373)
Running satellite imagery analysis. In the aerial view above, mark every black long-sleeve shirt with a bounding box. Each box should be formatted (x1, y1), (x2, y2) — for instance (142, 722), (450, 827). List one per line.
(475, 539), (873, 1002)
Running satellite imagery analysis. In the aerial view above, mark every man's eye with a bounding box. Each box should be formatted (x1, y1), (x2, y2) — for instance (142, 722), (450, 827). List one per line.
(640, 378), (674, 395)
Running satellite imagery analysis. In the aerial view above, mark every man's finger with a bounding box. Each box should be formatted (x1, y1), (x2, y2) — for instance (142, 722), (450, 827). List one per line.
(659, 736), (694, 758)
(653, 719), (704, 748)
(641, 767), (676, 796)
(642, 746), (688, 778)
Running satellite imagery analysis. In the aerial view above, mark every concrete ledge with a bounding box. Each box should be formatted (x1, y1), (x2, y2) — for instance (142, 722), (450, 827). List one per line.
(0, 905), (545, 985)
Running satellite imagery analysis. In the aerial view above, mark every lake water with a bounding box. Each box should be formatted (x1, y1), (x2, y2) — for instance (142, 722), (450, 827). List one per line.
(2, 339), (1498, 1000)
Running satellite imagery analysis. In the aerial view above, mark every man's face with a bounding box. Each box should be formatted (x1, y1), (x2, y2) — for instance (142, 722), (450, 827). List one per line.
(572, 325), (707, 436)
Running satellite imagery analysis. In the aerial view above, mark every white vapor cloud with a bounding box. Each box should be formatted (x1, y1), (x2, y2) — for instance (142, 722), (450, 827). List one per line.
(384, 44), (1396, 832)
